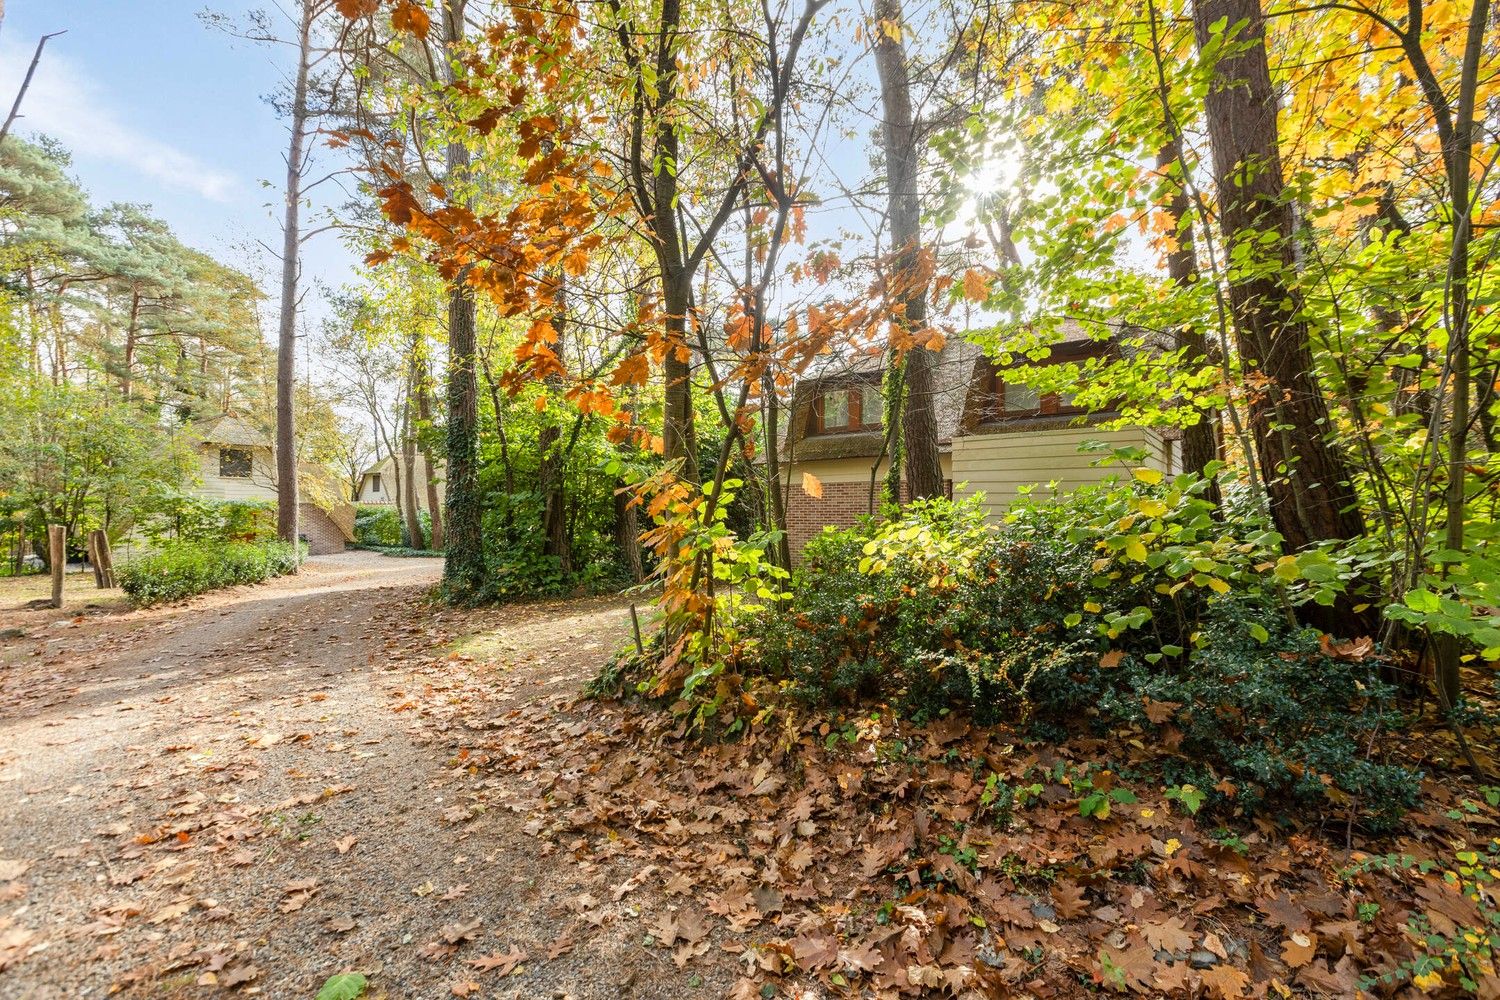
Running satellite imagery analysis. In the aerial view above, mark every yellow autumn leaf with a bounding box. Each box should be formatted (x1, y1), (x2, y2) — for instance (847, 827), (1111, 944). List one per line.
(1412, 971), (1445, 992)
(1132, 467), (1164, 485)
(1125, 540), (1148, 562)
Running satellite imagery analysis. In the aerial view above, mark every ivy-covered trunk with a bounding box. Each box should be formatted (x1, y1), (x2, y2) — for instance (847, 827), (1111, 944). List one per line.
(440, 0), (484, 598)
(872, 0), (943, 502)
(1154, 138), (1221, 508)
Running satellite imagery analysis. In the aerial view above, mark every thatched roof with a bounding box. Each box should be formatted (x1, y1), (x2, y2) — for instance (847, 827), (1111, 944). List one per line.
(774, 320), (1132, 461)
(190, 413), (271, 448)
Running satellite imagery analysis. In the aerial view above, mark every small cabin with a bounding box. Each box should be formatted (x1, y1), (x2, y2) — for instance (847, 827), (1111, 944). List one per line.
(355, 454), (445, 512)
(187, 414), (356, 555)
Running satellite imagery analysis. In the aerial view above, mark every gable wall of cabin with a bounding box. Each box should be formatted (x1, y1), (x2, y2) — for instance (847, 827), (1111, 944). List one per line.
(194, 445), (278, 502)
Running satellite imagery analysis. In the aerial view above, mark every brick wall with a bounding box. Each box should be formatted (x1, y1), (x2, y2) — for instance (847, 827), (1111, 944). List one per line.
(785, 480), (882, 555)
(784, 477), (953, 558)
(297, 503), (348, 555)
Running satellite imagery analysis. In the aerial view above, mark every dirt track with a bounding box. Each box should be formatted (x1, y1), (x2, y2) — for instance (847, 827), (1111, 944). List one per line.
(0, 552), (684, 1000)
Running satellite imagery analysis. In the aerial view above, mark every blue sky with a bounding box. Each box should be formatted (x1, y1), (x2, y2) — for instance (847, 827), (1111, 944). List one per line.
(1, 0), (357, 326)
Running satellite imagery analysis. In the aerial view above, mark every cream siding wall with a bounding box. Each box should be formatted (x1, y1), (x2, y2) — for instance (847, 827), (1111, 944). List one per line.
(194, 445), (279, 502)
(356, 456), (445, 511)
(952, 425), (1170, 518)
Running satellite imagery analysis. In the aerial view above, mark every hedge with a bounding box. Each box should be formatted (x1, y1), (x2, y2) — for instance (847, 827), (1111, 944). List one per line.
(119, 539), (301, 606)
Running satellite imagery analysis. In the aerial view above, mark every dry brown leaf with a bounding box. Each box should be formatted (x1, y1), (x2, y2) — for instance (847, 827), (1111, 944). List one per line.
(1140, 915), (1194, 953)
(1281, 931), (1317, 969)
(1199, 964), (1250, 999)
(471, 945), (526, 975)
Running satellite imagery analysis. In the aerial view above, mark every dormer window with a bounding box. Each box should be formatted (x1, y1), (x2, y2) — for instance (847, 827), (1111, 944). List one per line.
(219, 447), (252, 478)
(812, 382), (883, 434)
(983, 342), (1107, 421)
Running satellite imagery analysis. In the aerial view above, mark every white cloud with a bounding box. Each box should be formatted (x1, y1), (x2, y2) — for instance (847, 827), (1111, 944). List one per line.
(0, 39), (239, 202)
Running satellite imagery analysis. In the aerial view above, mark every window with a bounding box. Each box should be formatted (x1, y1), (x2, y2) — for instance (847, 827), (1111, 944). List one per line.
(1001, 381), (1042, 415)
(219, 447), (252, 478)
(984, 344), (1109, 421)
(812, 382), (883, 434)
(369, 473), (382, 495)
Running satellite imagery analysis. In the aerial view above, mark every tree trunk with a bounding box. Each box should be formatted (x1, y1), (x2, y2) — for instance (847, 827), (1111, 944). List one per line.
(1155, 139), (1221, 505)
(761, 373), (791, 569)
(872, 0), (943, 501)
(274, 1), (314, 552)
(440, 0), (485, 597)
(121, 291), (140, 399)
(1429, 0), (1491, 706)
(399, 380), (426, 549)
(539, 279), (572, 573)
(414, 350), (445, 550)
(1191, 0), (1363, 556)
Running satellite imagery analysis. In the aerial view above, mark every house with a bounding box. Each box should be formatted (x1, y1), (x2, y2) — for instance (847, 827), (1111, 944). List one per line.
(355, 454), (445, 511)
(778, 329), (1179, 553)
(189, 413), (357, 555)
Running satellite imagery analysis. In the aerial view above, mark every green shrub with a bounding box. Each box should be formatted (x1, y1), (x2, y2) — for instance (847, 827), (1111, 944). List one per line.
(351, 543), (444, 558)
(354, 504), (403, 546)
(141, 497), (276, 546)
(119, 539), (301, 605)
(744, 481), (1420, 826)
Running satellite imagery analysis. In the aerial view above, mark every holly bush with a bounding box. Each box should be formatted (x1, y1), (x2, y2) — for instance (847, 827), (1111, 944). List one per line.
(744, 480), (1420, 826)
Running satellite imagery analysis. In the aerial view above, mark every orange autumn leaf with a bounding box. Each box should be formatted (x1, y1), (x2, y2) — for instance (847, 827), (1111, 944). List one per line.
(801, 472), (823, 499)
(962, 267), (990, 302)
(334, 0), (378, 17)
(391, 1), (431, 37)
(611, 353), (651, 387)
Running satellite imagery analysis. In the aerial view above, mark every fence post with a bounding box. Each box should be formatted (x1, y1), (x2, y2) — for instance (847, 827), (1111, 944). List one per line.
(89, 529), (115, 588)
(47, 523), (65, 609)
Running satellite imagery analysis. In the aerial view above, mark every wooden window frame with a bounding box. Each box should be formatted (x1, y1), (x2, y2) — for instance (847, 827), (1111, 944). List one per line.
(810, 382), (883, 436)
(985, 344), (1109, 422)
(219, 446), (253, 479)
(369, 473), (382, 495)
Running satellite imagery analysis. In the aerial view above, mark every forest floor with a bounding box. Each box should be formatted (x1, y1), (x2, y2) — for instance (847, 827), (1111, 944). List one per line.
(2, 552), (1497, 1000)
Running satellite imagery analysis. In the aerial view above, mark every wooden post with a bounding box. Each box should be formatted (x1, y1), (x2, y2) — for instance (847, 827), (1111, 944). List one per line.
(86, 531), (104, 587)
(47, 523), (65, 609)
(629, 603), (645, 658)
(89, 529), (115, 588)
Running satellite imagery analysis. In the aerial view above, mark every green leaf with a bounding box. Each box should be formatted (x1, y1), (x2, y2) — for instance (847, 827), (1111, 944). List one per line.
(1165, 784), (1205, 815)
(316, 974), (368, 1000)
(1248, 622), (1269, 643)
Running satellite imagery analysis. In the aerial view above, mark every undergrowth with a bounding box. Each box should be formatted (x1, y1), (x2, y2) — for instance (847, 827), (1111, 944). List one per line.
(601, 474), (1424, 829)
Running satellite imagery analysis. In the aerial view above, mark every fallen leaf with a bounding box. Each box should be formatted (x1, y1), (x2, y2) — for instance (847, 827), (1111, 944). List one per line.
(471, 945), (526, 975)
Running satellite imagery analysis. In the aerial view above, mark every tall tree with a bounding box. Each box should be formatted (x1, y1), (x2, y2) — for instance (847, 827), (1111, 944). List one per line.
(271, 0), (318, 548)
(872, 0), (944, 501)
(439, 0), (486, 597)
(1190, 0), (1364, 553)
